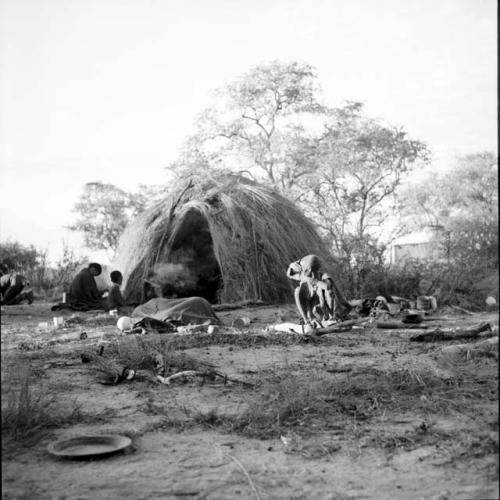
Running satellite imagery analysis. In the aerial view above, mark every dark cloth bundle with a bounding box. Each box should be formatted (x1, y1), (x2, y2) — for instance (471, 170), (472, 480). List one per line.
(132, 297), (219, 326)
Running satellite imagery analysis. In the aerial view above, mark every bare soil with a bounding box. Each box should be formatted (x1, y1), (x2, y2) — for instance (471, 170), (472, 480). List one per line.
(1, 302), (498, 500)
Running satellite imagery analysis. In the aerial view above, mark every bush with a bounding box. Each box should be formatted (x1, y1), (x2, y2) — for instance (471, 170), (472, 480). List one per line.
(329, 225), (497, 309)
(345, 257), (496, 309)
(39, 244), (87, 292)
(0, 240), (87, 300)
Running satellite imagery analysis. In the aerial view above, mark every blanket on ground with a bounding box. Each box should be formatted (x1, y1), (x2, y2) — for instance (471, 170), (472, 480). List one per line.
(131, 297), (219, 325)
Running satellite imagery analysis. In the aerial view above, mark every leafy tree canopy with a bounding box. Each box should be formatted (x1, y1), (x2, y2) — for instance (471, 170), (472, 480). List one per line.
(399, 151), (498, 269)
(0, 241), (43, 272)
(167, 61), (430, 293)
(69, 183), (154, 256)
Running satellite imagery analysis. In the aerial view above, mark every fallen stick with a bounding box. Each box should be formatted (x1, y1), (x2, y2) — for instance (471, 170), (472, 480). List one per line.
(311, 318), (371, 337)
(450, 305), (474, 316)
(156, 369), (255, 387)
(421, 316), (453, 321)
(409, 322), (492, 342)
(212, 300), (266, 311)
(157, 370), (199, 384)
(376, 321), (429, 330)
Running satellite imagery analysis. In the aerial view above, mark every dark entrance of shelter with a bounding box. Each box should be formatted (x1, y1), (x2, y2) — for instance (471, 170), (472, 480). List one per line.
(160, 210), (222, 303)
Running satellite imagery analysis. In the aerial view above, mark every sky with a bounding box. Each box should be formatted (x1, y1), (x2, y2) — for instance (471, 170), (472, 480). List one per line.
(0, 0), (497, 265)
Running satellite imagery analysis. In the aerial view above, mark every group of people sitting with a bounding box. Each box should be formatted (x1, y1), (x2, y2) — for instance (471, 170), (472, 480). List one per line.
(0, 262), (127, 312)
(65, 262), (127, 312)
(56, 263), (131, 313)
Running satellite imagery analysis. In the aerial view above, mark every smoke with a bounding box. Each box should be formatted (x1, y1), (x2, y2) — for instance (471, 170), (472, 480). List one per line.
(151, 262), (198, 295)
(146, 240), (221, 301)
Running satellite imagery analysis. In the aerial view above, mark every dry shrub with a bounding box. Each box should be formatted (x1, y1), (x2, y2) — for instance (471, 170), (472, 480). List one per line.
(1, 361), (80, 444)
(111, 335), (217, 374)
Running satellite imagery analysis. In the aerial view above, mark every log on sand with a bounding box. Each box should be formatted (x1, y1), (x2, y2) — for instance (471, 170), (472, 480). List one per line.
(409, 322), (492, 342)
(376, 321), (429, 330)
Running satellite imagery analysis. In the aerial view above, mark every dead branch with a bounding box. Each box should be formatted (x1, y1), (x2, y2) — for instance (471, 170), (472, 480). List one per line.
(212, 300), (266, 311)
(409, 322), (492, 342)
(311, 318), (370, 337)
(157, 370), (200, 384)
(376, 321), (429, 330)
(450, 305), (474, 316)
(155, 366), (254, 387)
(421, 316), (454, 321)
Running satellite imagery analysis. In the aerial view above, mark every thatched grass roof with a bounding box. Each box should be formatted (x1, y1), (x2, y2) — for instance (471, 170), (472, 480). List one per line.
(114, 176), (335, 304)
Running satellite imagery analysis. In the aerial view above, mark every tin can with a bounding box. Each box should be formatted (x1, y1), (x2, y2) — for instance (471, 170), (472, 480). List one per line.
(53, 317), (64, 328)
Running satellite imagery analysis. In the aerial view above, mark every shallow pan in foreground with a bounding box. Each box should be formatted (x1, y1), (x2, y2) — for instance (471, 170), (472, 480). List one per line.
(47, 435), (132, 459)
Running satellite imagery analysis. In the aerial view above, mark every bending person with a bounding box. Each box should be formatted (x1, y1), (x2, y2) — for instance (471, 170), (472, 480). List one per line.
(287, 255), (351, 327)
(0, 265), (33, 305)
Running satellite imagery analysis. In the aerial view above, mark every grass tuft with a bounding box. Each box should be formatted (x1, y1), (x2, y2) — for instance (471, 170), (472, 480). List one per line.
(1, 360), (80, 445)
(184, 360), (496, 440)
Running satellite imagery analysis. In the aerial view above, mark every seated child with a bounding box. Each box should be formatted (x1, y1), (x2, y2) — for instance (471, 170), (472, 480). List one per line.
(108, 270), (128, 312)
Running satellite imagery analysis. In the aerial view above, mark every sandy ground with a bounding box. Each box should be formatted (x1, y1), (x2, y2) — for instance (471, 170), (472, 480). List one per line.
(1, 302), (498, 500)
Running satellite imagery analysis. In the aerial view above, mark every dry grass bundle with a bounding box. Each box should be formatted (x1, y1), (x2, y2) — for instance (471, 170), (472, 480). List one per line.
(2, 361), (80, 443)
(114, 176), (336, 304)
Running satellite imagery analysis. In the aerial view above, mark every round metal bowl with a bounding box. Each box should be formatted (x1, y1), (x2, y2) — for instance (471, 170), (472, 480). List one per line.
(47, 435), (132, 459)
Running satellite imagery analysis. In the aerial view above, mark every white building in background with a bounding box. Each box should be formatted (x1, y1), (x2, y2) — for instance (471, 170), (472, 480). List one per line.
(390, 225), (447, 265)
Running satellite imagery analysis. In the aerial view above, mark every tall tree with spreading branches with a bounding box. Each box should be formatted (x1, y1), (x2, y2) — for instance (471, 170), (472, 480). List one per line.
(69, 182), (151, 257)
(170, 60), (325, 190)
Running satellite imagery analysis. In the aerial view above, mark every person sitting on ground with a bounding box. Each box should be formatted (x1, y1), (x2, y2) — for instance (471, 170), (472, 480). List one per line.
(67, 263), (107, 310)
(287, 255), (351, 329)
(107, 270), (132, 313)
(0, 264), (34, 305)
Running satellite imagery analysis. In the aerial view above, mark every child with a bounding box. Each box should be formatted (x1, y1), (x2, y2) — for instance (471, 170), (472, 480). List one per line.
(108, 270), (126, 312)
